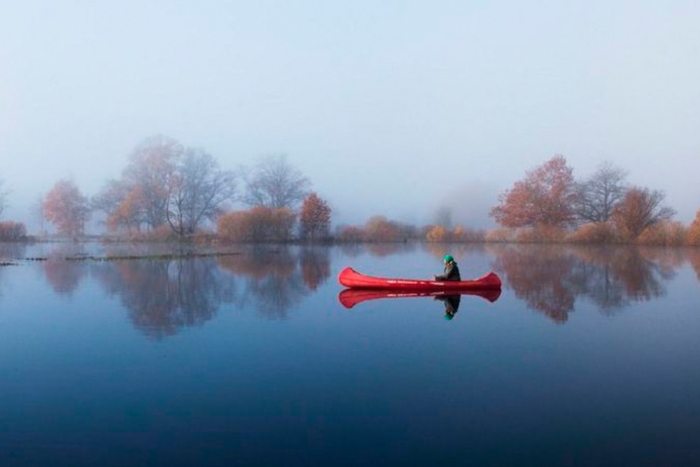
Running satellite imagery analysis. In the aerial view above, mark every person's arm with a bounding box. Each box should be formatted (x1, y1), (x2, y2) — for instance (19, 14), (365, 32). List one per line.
(434, 263), (453, 280)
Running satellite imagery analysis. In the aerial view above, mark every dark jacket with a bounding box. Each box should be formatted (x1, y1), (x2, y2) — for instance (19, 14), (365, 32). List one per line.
(435, 261), (461, 281)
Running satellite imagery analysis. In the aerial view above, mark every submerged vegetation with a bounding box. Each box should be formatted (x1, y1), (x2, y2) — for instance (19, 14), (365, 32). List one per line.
(1, 143), (700, 247)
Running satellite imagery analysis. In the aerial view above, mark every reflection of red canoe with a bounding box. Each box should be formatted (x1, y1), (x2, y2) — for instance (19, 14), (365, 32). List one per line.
(338, 267), (502, 290)
(338, 288), (502, 309)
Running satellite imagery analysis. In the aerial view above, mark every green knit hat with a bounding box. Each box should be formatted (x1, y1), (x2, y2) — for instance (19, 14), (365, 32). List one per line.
(443, 254), (454, 263)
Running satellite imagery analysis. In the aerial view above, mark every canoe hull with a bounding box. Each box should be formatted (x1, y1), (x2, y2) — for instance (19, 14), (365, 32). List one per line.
(337, 267), (502, 291)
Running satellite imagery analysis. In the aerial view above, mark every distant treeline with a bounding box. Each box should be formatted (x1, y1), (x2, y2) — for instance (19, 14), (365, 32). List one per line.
(1, 141), (699, 246)
(486, 155), (700, 246)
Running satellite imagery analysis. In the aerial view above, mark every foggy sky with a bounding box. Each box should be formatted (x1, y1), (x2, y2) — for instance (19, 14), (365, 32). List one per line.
(2, 0), (699, 232)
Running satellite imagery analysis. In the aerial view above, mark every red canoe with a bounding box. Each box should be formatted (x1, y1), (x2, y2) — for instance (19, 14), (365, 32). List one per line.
(338, 288), (502, 309)
(338, 267), (502, 291)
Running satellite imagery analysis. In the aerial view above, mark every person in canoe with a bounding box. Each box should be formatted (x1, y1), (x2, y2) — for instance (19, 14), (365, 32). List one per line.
(434, 254), (461, 281)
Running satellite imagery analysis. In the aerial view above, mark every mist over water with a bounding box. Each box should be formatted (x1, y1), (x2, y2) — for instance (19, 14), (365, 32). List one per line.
(3, 1), (700, 230)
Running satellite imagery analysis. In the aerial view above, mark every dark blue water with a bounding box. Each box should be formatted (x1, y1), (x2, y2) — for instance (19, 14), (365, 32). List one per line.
(1, 243), (699, 466)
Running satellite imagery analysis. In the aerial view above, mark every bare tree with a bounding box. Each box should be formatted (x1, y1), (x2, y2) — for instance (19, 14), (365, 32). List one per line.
(92, 179), (127, 215)
(575, 162), (628, 223)
(94, 136), (239, 236)
(166, 148), (236, 236)
(122, 135), (182, 229)
(93, 136), (183, 233)
(243, 154), (311, 209)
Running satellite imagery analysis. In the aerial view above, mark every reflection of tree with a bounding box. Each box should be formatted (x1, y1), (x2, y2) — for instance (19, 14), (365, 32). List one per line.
(573, 247), (673, 311)
(248, 273), (308, 319)
(300, 247), (330, 291)
(217, 247), (309, 319)
(492, 246), (576, 323)
(332, 242), (417, 259)
(491, 245), (675, 323)
(423, 243), (487, 261)
(686, 249), (700, 280)
(607, 249), (670, 302)
(568, 249), (627, 312)
(685, 249), (700, 284)
(41, 245), (90, 296)
(339, 243), (363, 258)
(43, 260), (88, 296)
(639, 247), (686, 274)
(217, 248), (296, 280)
(366, 242), (415, 257)
(92, 258), (227, 339)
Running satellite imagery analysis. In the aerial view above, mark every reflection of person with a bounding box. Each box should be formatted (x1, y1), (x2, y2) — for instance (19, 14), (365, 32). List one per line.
(435, 294), (461, 320)
(434, 254), (461, 281)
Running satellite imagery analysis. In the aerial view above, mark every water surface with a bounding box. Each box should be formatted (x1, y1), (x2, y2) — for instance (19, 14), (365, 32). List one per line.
(1, 243), (699, 466)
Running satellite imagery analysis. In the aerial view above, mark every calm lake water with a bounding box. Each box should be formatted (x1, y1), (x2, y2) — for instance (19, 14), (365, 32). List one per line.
(1, 242), (699, 467)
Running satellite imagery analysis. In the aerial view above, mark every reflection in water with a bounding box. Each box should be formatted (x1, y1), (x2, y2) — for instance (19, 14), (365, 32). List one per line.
(423, 243), (488, 261)
(0, 244), (26, 299)
(338, 243), (363, 258)
(43, 259), (88, 296)
(27, 242), (695, 334)
(492, 246), (576, 323)
(300, 247), (331, 291)
(33, 245), (332, 338)
(338, 288), (501, 320)
(491, 245), (675, 322)
(434, 294), (461, 320)
(217, 247), (331, 319)
(0, 244), (43, 306)
(688, 249), (700, 282)
(0, 243), (27, 261)
(366, 242), (417, 257)
(338, 242), (418, 258)
(92, 258), (230, 339)
(42, 245), (90, 296)
(575, 247), (674, 307)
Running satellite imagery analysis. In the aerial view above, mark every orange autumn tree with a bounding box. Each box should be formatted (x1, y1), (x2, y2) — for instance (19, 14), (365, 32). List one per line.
(42, 180), (91, 237)
(364, 216), (404, 242)
(426, 225), (448, 242)
(299, 192), (331, 241)
(612, 187), (675, 241)
(123, 136), (181, 230)
(107, 188), (143, 232)
(491, 155), (579, 230)
(688, 210), (700, 246)
(92, 136), (181, 233)
(217, 207), (296, 243)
